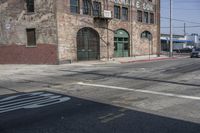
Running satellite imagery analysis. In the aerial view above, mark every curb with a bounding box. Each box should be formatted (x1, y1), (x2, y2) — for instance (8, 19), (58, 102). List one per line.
(120, 56), (188, 64)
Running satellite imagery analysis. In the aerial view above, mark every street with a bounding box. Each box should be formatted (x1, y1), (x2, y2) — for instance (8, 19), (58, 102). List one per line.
(1, 58), (200, 133)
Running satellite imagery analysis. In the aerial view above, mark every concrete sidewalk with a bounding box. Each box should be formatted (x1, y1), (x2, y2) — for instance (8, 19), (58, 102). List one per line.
(73, 54), (189, 65)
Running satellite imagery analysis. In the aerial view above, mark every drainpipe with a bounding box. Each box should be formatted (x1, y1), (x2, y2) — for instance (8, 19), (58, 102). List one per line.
(106, 0), (109, 60)
(54, 0), (60, 64)
(130, 0), (133, 57)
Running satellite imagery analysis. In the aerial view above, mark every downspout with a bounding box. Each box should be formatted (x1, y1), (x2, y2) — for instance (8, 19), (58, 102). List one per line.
(106, 0), (109, 60)
(54, 0), (60, 64)
(130, 0), (133, 57)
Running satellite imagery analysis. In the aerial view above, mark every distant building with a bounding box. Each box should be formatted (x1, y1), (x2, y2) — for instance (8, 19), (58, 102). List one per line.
(161, 34), (194, 51)
(0, 0), (160, 64)
(186, 33), (200, 47)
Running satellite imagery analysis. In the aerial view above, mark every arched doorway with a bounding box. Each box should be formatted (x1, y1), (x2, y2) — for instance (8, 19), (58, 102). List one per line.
(77, 28), (100, 61)
(114, 29), (130, 57)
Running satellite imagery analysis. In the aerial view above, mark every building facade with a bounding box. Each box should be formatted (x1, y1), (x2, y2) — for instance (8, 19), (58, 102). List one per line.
(0, 0), (160, 64)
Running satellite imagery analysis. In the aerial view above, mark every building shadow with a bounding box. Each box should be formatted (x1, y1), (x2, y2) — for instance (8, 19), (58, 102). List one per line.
(0, 91), (200, 133)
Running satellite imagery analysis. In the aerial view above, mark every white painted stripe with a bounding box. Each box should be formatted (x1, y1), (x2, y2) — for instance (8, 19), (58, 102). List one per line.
(77, 82), (200, 100)
(0, 93), (56, 107)
(0, 96), (70, 113)
(0, 95), (47, 105)
(0, 92), (71, 114)
(0, 95), (61, 108)
(0, 97), (70, 113)
(0, 92), (44, 102)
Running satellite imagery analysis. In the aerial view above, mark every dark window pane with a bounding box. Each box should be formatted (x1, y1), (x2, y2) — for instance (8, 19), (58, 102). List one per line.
(70, 0), (79, 13)
(93, 1), (101, 16)
(150, 13), (154, 24)
(114, 43), (117, 50)
(27, 0), (34, 12)
(27, 29), (36, 46)
(144, 12), (149, 23)
(118, 38), (123, 41)
(137, 10), (142, 22)
(124, 38), (129, 41)
(122, 7), (128, 20)
(114, 5), (120, 19)
(124, 43), (129, 50)
(83, 0), (91, 15)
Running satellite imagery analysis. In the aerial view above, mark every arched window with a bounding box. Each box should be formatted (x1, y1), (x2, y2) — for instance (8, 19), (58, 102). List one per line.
(141, 31), (152, 40)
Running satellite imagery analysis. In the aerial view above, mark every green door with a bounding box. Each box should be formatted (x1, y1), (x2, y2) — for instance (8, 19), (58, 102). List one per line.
(77, 28), (100, 61)
(114, 30), (129, 57)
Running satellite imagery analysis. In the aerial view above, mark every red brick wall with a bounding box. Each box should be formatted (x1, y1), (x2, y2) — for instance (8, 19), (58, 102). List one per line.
(0, 44), (58, 64)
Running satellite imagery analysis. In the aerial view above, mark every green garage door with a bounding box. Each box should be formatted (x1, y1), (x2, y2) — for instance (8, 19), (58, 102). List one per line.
(77, 28), (100, 61)
(114, 29), (130, 57)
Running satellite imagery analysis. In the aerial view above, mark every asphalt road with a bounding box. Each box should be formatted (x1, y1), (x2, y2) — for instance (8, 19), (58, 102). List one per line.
(1, 58), (200, 133)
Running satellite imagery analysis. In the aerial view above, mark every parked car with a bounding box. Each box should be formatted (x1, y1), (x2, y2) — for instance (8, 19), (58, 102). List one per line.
(190, 48), (200, 58)
(174, 48), (192, 53)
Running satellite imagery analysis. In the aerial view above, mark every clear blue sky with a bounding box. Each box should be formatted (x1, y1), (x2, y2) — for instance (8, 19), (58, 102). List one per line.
(161, 0), (200, 35)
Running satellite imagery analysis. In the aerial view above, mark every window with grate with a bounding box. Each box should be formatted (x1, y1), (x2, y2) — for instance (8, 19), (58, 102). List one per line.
(26, 29), (36, 47)
(122, 7), (128, 20)
(150, 13), (154, 24)
(27, 0), (34, 12)
(83, 0), (91, 15)
(144, 12), (149, 23)
(114, 5), (120, 19)
(93, 1), (101, 17)
(70, 0), (80, 13)
(137, 10), (142, 22)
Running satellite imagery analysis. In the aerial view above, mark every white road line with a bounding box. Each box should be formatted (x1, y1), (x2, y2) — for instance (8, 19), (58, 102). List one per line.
(77, 82), (200, 101)
(0, 92), (71, 114)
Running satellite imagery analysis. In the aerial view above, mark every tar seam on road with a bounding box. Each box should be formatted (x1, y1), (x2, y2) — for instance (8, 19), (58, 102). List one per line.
(77, 82), (200, 101)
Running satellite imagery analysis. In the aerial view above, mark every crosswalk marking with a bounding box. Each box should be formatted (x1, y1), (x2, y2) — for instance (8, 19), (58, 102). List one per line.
(0, 92), (71, 114)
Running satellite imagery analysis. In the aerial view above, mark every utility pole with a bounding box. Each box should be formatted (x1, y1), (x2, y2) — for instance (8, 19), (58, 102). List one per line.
(169, 0), (173, 57)
(184, 23), (186, 36)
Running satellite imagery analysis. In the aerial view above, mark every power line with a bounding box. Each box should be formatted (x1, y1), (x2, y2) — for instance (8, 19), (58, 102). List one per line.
(161, 17), (200, 24)
(161, 25), (200, 29)
(161, 7), (200, 11)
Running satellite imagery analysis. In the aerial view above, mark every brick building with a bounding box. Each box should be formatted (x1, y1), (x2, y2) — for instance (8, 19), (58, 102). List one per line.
(0, 0), (160, 64)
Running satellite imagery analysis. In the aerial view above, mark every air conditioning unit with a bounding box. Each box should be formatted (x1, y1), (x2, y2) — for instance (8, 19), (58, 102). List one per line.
(103, 10), (112, 18)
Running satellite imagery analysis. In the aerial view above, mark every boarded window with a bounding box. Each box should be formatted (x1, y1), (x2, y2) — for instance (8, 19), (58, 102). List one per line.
(27, 0), (34, 12)
(26, 29), (36, 46)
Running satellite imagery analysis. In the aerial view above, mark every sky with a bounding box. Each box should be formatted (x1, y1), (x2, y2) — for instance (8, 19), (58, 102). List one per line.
(161, 0), (200, 35)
